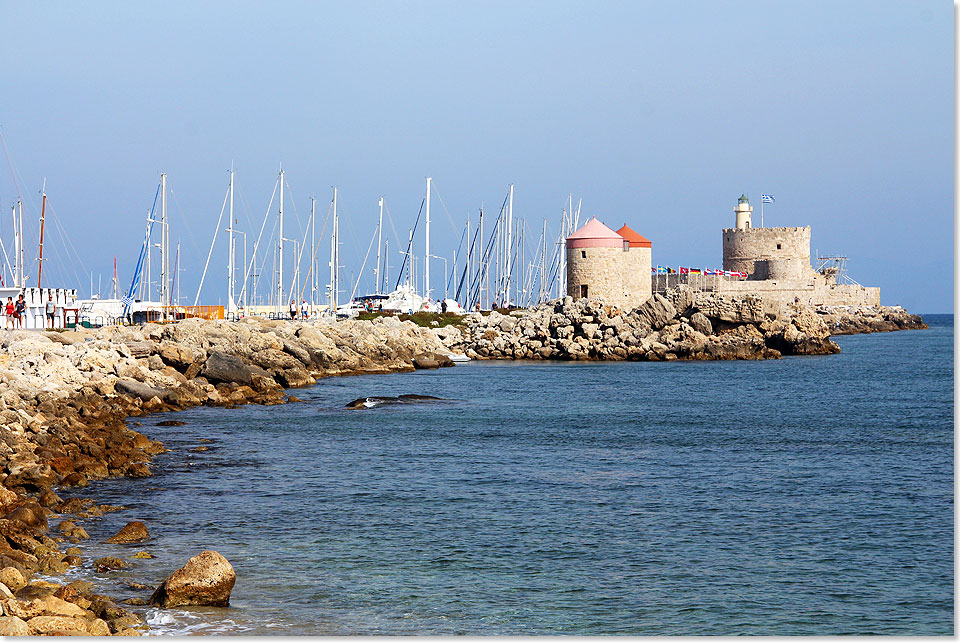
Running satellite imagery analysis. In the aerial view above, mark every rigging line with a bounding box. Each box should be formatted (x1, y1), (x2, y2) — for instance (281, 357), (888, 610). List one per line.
(47, 202), (91, 280)
(281, 176), (304, 239)
(394, 198), (425, 291)
(194, 183), (231, 306)
(429, 183), (462, 235)
(382, 199), (403, 256)
(296, 200), (333, 302)
(335, 193), (363, 264)
(167, 188), (203, 258)
(237, 177), (279, 302)
(286, 193), (317, 303)
(0, 127), (23, 203)
(469, 195), (509, 306)
(349, 224), (379, 302)
(46, 207), (87, 292)
(446, 222), (467, 295)
(39, 201), (84, 287)
(455, 223), (480, 301)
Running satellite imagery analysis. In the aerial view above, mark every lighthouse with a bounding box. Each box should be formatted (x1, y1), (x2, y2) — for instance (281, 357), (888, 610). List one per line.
(734, 194), (753, 230)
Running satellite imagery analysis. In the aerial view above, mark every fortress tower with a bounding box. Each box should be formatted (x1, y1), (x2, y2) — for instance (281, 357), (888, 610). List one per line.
(722, 195), (814, 282)
(566, 217), (653, 309)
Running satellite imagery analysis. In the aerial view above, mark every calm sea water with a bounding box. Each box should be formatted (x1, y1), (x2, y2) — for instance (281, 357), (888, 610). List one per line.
(59, 316), (953, 635)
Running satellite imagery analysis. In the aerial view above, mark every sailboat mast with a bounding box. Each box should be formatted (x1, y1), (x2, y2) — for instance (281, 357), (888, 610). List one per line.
(160, 172), (168, 308)
(11, 204), (17, 288)
(329, 187), (338, 316)
(310, 196), (316, 310)
(540, 218), (546, 303)
(466, 214), (471, 308)
(228, 168), (235, 310)
(175, 241), (181, 305)
(277, 167), (284, 315)
(376, 197), (383, 294)
(506, 183), (514, 306)
(37, 180), (46, 289)
(424, 177), (431, 300)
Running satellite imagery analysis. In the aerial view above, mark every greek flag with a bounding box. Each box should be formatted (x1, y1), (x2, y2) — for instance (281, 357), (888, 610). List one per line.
(120, 294), (133, 307)
(761, 193), (775, 203)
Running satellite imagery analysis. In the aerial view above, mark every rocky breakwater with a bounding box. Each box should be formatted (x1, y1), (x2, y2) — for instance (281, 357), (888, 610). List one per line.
(436, 286), (844, 361)
(814, 304), (928, 335)
(0, 314), (451, 634)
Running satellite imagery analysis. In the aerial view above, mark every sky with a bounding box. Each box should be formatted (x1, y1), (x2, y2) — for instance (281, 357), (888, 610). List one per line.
(0, 0), (952, 312)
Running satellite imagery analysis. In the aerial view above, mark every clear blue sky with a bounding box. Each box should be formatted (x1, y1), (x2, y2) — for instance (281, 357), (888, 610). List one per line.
(0, 1), (952, 312)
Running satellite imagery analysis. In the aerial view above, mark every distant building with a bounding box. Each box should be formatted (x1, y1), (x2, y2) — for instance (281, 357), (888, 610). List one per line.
(718, 195), (879, 307)
(564, 195), (881, 313)
(565, 217), (652, 308)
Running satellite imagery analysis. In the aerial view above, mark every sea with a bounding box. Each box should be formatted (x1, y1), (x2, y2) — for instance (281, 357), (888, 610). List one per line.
(55, 315), (954, 635)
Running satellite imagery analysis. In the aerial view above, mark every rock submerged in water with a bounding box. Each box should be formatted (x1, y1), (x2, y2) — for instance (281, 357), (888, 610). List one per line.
(149, 550), (236, 608)
(411, 352), (455, 369)
(346, 394), (446, 409)
(106, 520), (150, 544)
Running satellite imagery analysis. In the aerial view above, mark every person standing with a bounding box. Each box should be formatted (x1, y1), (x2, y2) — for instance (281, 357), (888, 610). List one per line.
(45, 294), (56, 330)
(289, 299), (297, 320)
(14, 294), (25, 329)
(4, 297), (13, 330)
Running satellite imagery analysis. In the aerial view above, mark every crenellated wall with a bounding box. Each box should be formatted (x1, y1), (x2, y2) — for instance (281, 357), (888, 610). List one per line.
(722, 226), (812, 278)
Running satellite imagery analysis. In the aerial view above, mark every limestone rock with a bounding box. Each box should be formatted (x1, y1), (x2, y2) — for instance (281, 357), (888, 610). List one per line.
(106, 521), (150, 544)
(115, 379), (170, 404)
(150, 550), (236, 608)
(94, 556), (130, 572)
(0, 616), (29, 635)
(0, 568), (26, 592)
(4, 501), (48, 531)
(689, 312), (713, 336)
(201, 352), (253, 386)
(632, 294), (677, 330)
(26, 614), (89, 635)
(36, 594), (88, 617)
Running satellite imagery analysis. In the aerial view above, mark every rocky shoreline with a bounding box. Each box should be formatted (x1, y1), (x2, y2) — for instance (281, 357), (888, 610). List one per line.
(437, 288), (927, 362)
(0, 291), (926, 635)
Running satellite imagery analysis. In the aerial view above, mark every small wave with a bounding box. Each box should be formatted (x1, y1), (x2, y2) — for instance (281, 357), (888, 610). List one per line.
(142, 607), (254, 636)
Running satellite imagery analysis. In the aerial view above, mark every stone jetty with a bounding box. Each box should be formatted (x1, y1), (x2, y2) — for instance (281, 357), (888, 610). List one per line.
(437, 287), (926, 361)
(0, 289), (925, 634)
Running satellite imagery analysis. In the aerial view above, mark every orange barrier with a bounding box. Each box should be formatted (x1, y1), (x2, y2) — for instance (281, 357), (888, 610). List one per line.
(161, 306), (225, 321)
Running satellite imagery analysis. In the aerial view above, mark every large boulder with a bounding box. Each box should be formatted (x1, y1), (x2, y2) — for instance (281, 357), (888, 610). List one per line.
(106, 521), (150, 544)
(200, 352), (253, 386)
(0, 616), (29, 636)
(688, 312), (713, 336)
(115, 379), (171, 403)
(4, 500), (48, 531)
(411, 353), (454, 370)
(632, 294), (677, 330)
(150, 550), (236, 608)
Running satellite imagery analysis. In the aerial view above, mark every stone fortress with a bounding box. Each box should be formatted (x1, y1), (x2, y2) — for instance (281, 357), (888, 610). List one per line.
(566, 194), (881, 311)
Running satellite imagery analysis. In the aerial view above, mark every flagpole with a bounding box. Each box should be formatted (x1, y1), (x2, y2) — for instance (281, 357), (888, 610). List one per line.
(760, 193), (764, 228)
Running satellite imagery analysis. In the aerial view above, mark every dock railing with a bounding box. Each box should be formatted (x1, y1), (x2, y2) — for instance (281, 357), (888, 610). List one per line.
(160, 306), (225, 321)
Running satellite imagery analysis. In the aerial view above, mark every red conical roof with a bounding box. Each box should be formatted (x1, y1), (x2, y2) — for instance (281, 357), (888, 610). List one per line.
(616, 224), (652, 248)
(566, 217), (625, 249)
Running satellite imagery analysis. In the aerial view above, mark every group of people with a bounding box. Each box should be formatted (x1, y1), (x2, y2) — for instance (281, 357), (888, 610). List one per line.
(289, 299), (311, 320)
(3, 293), (60, 330)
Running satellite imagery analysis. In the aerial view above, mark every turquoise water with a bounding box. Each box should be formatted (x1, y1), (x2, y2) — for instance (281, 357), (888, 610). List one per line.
(62, 316), (953, 635)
